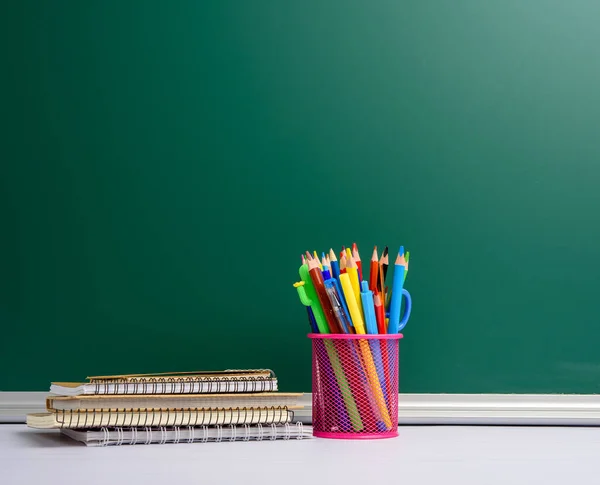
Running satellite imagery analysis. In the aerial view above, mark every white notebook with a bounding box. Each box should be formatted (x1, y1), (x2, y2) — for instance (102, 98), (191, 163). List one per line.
(46, 392), (302, 411)
(61, 423), (313, 446)
(51, 369), (277, 396)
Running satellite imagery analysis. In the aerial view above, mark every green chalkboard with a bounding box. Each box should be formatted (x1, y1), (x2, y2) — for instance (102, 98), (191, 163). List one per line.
(3, 1), (600, 393)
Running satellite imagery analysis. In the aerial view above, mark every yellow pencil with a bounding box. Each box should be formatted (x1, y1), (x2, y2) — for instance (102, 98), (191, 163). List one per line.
(345, 254), (363, 315)
(340, 274), (392, 429)
(340, 274), (366, 334)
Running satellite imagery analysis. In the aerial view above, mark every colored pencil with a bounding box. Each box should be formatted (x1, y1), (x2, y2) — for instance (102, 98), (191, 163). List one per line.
(345, 254), (363, 315)
(314, 251), (322, 270)
(329, 249), (340, 280)
(373, 291), (386, 334)
(374, 293), (393, 405)
(381, 246), (389, 281)
(340, 253), (347, 274)
(352, 242), (363, 281)
(321, 252), (332, 280)
(368, 246), (378, 292)
(378, 246), (389, 297)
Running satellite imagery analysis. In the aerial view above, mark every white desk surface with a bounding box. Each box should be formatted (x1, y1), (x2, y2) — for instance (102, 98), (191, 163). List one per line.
(3, 424), (600, 485)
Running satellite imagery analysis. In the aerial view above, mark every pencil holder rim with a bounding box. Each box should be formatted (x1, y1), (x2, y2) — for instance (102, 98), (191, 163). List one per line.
(307, 333), (403, 340)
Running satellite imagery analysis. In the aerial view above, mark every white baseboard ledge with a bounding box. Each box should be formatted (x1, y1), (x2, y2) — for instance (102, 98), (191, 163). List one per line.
(0, 392), (48, 423)
(3, 392), (600, 426)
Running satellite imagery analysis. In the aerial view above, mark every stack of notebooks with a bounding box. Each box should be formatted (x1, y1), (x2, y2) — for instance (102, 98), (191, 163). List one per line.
(27, 369), (312, 446)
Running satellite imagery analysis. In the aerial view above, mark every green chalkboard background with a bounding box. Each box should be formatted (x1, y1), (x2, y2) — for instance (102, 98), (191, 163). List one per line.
(3, 1), (600, 393)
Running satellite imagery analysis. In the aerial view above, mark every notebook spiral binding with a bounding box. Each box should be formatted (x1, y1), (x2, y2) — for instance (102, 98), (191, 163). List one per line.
(90, 375), (277, 395)
(54, 406), (293, 429)
(96, 422), (306, 446)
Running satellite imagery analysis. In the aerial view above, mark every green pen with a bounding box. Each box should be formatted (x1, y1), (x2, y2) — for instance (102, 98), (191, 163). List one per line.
(298, 264), (330, 334)
(294, 264), (364, 431)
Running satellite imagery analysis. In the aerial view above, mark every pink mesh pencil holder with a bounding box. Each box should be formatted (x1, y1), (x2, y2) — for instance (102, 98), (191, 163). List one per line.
(309, 333), (403, 439)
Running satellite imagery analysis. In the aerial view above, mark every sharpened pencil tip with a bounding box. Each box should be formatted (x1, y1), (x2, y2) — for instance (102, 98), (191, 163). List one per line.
(382, 246), (388, 257)
(399, 246), (404, 256)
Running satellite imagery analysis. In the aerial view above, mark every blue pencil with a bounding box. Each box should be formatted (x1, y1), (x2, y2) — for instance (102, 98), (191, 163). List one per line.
(329, 248), (341, 280)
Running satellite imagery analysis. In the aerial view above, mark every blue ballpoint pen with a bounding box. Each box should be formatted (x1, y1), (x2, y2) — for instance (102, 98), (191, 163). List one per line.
(324, 278), (351, 334)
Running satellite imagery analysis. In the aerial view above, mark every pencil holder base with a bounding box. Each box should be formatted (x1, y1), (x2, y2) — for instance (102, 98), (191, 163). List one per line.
(309, 333), (403, 439)
(314, 431), (398, 440)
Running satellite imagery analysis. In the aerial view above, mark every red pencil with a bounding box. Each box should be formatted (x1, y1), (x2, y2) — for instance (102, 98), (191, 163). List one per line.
(374, 291), (392, 401)
(369, 246), (379, 292)
(374, 291), (386, 334)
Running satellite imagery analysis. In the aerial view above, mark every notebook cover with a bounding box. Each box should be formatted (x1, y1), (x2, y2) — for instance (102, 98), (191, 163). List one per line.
(46, 393), (303, 410)
(86, 369), (275, 382)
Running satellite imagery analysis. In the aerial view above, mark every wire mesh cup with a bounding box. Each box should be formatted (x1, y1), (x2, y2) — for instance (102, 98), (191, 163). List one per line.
(309, 333), (403, 439)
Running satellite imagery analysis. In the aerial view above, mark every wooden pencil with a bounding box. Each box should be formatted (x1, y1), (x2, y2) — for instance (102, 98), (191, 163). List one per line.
(378, 246), (389, 296)
(345, 254), (363, 314)
(369, 246), (378, 292)
(340, 253), (347, 274)
(352, 242), (362, 281)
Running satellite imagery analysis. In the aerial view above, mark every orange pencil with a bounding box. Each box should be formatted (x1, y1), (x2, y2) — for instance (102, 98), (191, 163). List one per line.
(352, 242), (362, 281)
(368, 246), (379, 292)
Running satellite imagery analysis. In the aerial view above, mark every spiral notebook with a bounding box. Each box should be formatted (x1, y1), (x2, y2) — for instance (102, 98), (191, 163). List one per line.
(27, 406), (294, 429)
(61, 423), (313, 446)
(51, 369), (277, 396)
(45, 392), (301, 411)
